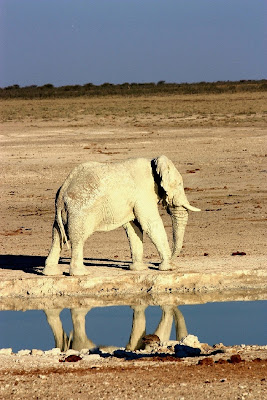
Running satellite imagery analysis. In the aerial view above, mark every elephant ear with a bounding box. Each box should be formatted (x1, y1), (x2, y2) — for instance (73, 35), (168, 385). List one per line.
(154, 155), (177, 206)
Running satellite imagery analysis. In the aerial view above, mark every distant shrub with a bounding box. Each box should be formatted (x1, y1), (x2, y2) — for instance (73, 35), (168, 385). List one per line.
(5, 84), (20, 90)
(83, 83), (93, 88)
(41, 83), (54, 89)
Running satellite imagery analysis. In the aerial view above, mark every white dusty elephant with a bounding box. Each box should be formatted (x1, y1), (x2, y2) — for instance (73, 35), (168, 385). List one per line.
(43, 156), (200, 276)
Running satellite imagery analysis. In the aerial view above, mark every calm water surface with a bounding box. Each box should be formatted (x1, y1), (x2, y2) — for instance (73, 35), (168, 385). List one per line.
(0, 301), (266, 352)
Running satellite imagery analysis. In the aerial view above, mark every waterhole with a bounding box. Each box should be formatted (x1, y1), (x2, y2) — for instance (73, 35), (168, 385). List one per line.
(0, 301), (266, 352)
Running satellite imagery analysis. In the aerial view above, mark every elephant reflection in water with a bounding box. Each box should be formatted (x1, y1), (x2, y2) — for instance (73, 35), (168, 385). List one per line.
(126, 305), (188, 351)
(44, 305), (188, 352)
(44, 308), (95, 352)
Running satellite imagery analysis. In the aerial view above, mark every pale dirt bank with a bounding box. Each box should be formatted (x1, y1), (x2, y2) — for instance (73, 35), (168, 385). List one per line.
(0, 96), (266, 398)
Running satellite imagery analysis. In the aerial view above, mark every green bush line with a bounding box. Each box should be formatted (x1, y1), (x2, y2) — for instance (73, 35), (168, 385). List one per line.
(1, 80), (266, 99)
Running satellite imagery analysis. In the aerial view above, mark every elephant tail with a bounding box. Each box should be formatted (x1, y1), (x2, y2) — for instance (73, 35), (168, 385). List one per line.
(55, 190), (70, 249)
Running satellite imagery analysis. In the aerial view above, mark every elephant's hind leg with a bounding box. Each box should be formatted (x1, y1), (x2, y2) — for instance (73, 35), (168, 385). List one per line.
(43, 223), (63, 275)
(124, 221), (147, 271)
(68, 215), (91, 276)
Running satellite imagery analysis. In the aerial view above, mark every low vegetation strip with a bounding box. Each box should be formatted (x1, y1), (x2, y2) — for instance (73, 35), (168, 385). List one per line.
(1, 80), (266, 99)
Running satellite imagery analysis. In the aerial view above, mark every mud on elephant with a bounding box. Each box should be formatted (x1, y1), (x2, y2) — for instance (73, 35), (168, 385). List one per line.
(43, 155), (200, 276)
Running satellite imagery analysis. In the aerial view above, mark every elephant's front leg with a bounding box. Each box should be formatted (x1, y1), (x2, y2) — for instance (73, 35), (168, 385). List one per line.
(124, 220), (147, 271)
(148, 219), (172, 270)
(136, 205), (172, 270)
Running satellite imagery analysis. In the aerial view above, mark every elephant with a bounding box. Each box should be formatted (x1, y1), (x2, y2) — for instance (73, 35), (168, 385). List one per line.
(43, 155), (200, 276)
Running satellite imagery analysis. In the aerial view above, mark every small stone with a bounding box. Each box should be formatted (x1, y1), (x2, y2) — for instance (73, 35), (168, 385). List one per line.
(216, 358), (227, 364)
(230, 354), (242, 364)
(232, 251), (246, 256)
(44, 348), (61, 356)
(38, 375), (47, 379)
(142, 334), (160, 344)
(213, 343), (227, 350)
(180, 335), (201, 349)
(31, 349), (44, 356)
(201, 343), (212, 352)
(0, 348), (12, 355)
(160, 340), (179, 348)
(65, 349), (80, 356)
(17, 350), (31, 356)
(198, 357), (213, 366)
(63, 355), (82, 362)
(82, 354), (101, 361)
(80, 348), (90, 355)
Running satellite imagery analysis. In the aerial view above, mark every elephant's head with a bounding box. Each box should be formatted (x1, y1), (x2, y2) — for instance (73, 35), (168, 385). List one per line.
(152, 155), (200, 258)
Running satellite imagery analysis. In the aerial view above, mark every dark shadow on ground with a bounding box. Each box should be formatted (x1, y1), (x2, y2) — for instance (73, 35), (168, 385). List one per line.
(0, 255), (139, 274)
(84, 258), (158, 271)
(0, 255), (158, 275)
(0, 255), (45, 275)
(67, 257), (130, 271)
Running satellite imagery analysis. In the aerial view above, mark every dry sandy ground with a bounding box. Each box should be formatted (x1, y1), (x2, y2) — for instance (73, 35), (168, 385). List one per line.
(0, 353), (266, 400)
(0, 94), (267, 398)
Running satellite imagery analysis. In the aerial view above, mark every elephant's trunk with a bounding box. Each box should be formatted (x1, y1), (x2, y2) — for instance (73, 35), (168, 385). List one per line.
(170, 206), (189, 258)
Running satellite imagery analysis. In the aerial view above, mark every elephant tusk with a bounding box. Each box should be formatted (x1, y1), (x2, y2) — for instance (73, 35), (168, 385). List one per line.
(182, 203), (201, 212)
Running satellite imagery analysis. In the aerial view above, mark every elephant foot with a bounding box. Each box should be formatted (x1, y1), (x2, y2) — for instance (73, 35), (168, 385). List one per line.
(129, 262), (148, 271)
(158, 261), (173, 271)
(69, 265), (90, 276)
(43, 264), (62, 276)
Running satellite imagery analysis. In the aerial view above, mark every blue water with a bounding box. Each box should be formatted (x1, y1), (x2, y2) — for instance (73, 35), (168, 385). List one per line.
(0, 301), (266, 352)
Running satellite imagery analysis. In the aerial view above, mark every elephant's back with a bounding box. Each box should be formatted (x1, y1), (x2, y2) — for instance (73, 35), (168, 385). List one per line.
(60, 158), (152, 201)
(61, 161), (133, 205)
(63, 162), (107, 195)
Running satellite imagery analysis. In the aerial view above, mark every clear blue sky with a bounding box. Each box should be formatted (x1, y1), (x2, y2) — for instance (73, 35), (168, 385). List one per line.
(0, 0), (266, 87)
